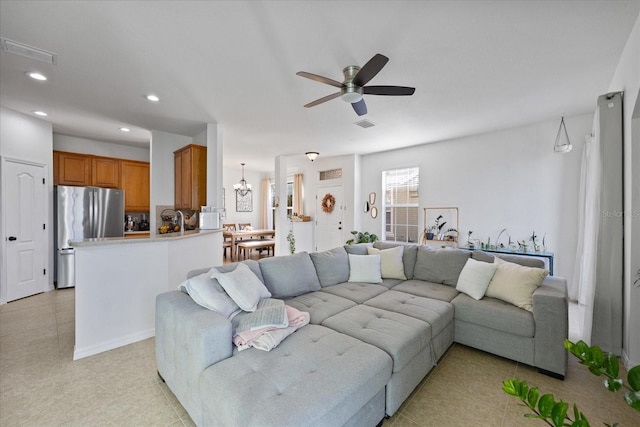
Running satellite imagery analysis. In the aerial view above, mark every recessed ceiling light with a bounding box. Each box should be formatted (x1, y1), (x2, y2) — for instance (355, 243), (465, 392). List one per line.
(27, 72), (47, 81)
(119, 127), (131, 132)
(146, 94), (159, 102)
(33, 111), (48, 116)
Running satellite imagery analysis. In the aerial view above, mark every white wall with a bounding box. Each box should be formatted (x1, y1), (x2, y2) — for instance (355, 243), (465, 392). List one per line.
(360, 113), (593, 283)
(53, 134), (149, 162)
(0, 107), (54, 296)
(607, 11), (640, 368)
(149, 130), (193, 231)
(222, 165), (263, 228)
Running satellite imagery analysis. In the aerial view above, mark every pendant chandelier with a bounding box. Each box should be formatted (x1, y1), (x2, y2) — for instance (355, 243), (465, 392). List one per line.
(233, 163), (252, 196)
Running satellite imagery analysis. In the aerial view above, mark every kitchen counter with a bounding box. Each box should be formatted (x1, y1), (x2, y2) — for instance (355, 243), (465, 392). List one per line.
(72, 228), (223, 360)
(72, 229), (220, 247)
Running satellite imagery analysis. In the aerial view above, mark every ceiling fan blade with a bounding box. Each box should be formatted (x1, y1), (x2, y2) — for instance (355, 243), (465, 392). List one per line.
(353, 54), (389, 87)
(296, 71), (343, 88)
(364, 86), (415, 96)
(304, 92), (341, 108)
(351, 99), (367, 116)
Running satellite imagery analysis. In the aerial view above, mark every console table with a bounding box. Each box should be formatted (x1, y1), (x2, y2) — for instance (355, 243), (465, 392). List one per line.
(459, 246), (555, 275)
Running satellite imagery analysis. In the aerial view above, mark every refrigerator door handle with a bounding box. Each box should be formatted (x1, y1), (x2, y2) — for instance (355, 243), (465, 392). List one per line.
(89, 189), (95, 237)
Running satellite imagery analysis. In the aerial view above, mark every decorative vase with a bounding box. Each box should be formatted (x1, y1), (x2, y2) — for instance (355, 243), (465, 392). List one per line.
(426, 232), (434, 240)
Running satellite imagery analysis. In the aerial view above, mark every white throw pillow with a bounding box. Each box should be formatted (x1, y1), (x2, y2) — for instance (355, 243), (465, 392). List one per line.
(210, 263), (271, 312)
(485, 257), (549, 311)
(178, 269), (241, 318)
(348, 254), (382, 283)
(367, 246), (407, 280)
(455, 258), (498, 300)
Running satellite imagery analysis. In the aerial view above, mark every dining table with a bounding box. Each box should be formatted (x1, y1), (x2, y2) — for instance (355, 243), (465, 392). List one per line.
(223, 229), (276, 261)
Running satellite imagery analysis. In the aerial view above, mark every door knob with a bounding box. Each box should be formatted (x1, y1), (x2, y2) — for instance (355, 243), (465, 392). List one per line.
(8, 236), (17, 241)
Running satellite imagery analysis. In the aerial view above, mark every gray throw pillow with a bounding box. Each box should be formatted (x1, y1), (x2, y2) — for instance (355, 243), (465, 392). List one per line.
(310, 246), (350, 287)
(413, 247), (471, 286)
(259, 252), (322, 298)
(344, 243), (373, 255)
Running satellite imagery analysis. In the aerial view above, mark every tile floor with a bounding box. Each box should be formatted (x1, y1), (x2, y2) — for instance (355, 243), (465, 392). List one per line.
(1, 289), (638, 426)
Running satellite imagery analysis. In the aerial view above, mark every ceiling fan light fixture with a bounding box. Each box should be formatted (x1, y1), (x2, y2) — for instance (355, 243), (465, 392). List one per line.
(341, 91), (362, 103)
(305, 152), (319, 162)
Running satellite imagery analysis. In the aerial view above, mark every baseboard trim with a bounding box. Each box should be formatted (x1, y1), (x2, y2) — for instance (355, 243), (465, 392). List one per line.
(73, 328), (155, 360)
(538, 368), (565, 380)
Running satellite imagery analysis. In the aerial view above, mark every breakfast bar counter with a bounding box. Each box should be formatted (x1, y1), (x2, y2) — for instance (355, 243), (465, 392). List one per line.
(71, 229), (223, 360)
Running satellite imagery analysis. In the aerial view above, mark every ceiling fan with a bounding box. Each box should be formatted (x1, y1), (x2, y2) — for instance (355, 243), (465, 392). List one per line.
(296, 53), (415, 116)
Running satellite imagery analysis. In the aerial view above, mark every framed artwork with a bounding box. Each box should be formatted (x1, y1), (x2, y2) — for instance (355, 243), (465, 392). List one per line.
(236, 191), (252, 212)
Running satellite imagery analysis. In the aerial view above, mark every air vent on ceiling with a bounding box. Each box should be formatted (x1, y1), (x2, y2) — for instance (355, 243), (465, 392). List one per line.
(354, 119), (375, 129)
(1, 38), (57, 65)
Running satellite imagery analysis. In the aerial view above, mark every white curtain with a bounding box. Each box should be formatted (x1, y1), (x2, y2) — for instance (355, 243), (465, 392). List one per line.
(260, 178), (271, 230)
(293, 173), (303, 215)
(571, 107), (601, 344)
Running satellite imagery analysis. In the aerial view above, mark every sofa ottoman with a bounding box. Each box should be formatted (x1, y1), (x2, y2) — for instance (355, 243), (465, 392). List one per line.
(322, 305), (433, 416)
(198, 324), (392, 427)
(364, 290), (455, 360)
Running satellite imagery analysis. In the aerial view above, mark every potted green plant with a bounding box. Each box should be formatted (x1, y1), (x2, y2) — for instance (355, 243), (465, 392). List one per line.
(504, 339), (639, 426)
(346, 230), (378, 245)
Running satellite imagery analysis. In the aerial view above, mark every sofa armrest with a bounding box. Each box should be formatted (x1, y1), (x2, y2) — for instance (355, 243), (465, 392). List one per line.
(156, 290), (233, 423)
(532, 276), (568, 377)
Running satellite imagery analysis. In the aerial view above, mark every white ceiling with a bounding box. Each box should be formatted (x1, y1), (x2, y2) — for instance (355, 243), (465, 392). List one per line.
(1, 1), (638, 172)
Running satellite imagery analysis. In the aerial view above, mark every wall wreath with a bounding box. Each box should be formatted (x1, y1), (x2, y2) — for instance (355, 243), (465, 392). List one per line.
(321, 193), (336, 214)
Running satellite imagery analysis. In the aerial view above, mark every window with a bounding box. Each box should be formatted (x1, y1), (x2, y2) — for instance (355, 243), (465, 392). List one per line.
(269, 179), (294, 228)
(383, 167), (419, 243)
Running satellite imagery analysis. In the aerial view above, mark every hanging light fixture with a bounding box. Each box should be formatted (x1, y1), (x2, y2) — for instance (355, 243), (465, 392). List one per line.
(233, 163), (252, 196)
(305, 152), (319, 162)
(553, 116), (572, 153)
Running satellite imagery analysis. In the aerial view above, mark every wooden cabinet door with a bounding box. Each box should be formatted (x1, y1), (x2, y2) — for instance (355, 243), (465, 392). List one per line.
(121, 160), (150, 211)
(91, 157), (120, 188)
(57, 151), (91, 186)
(53, 151), (60, 185)
(174, 145), (207, 210)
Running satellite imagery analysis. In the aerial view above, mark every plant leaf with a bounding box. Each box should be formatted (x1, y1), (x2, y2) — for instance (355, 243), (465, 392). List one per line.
(502, 379), (519, 397)
(628, 365), (640, 392)
(603, 353), (619, 379)
(550, 401), (568, 427)
(604, 378), (623, 392)
(623, 390), (640, 410)
(538, 394), (555, 417)
(527, 387), (539, 408)
(591, 346), (604, 366)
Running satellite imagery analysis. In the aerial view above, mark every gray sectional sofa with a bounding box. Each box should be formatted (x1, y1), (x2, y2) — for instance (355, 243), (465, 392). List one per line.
(155, 242), (568, 426)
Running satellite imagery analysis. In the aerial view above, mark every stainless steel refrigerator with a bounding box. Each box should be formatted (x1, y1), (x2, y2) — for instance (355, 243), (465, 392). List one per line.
(54, 185), (124, 288)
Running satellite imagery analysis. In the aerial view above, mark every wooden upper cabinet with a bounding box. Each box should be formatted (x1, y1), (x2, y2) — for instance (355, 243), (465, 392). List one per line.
(91, 156), (120, 188)
(121, 160), (150, 211)
(174, 144), (207, 210)
(56, 151), (91, 186)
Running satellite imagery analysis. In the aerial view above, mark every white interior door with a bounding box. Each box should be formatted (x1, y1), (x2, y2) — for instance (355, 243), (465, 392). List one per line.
(315, 184), (344, 251)
(3, 160), (47, 302)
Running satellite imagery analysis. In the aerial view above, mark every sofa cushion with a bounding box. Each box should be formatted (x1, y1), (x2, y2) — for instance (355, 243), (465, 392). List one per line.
(178, 268), (241, 319)
(364, 290), (454, 337)
(344, 243), (373, 255)
(348, 254), (382, 283)
(259, 252), (321, 298)
(210, 263), (271, 312)
(485, 258), (549, 312)
(413, 248), (471, 286)
(322, 305), (431, 373)
(471, 251), (545, 269)
(392, 279), (460, 302)
(320, 282), (388, 304)
(367, 246), (407, 280)
(455, 258), (498, 300)
(310, 246), (350, 287)
(199, 324), (392, 427)
(452, 293), (535, 337)
(378, 278), (404, 289)
(285, 291), (357, 324)
(373, 242), (419, 279)
(188, 259), (265, 282)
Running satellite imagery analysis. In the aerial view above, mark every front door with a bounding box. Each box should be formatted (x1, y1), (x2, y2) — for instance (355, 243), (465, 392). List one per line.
(3, 159), (47, 302)
(315, 184), (344, 251)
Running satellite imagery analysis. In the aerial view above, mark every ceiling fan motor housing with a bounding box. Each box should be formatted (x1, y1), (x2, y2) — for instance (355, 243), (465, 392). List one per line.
(341, 65), (363, 103)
